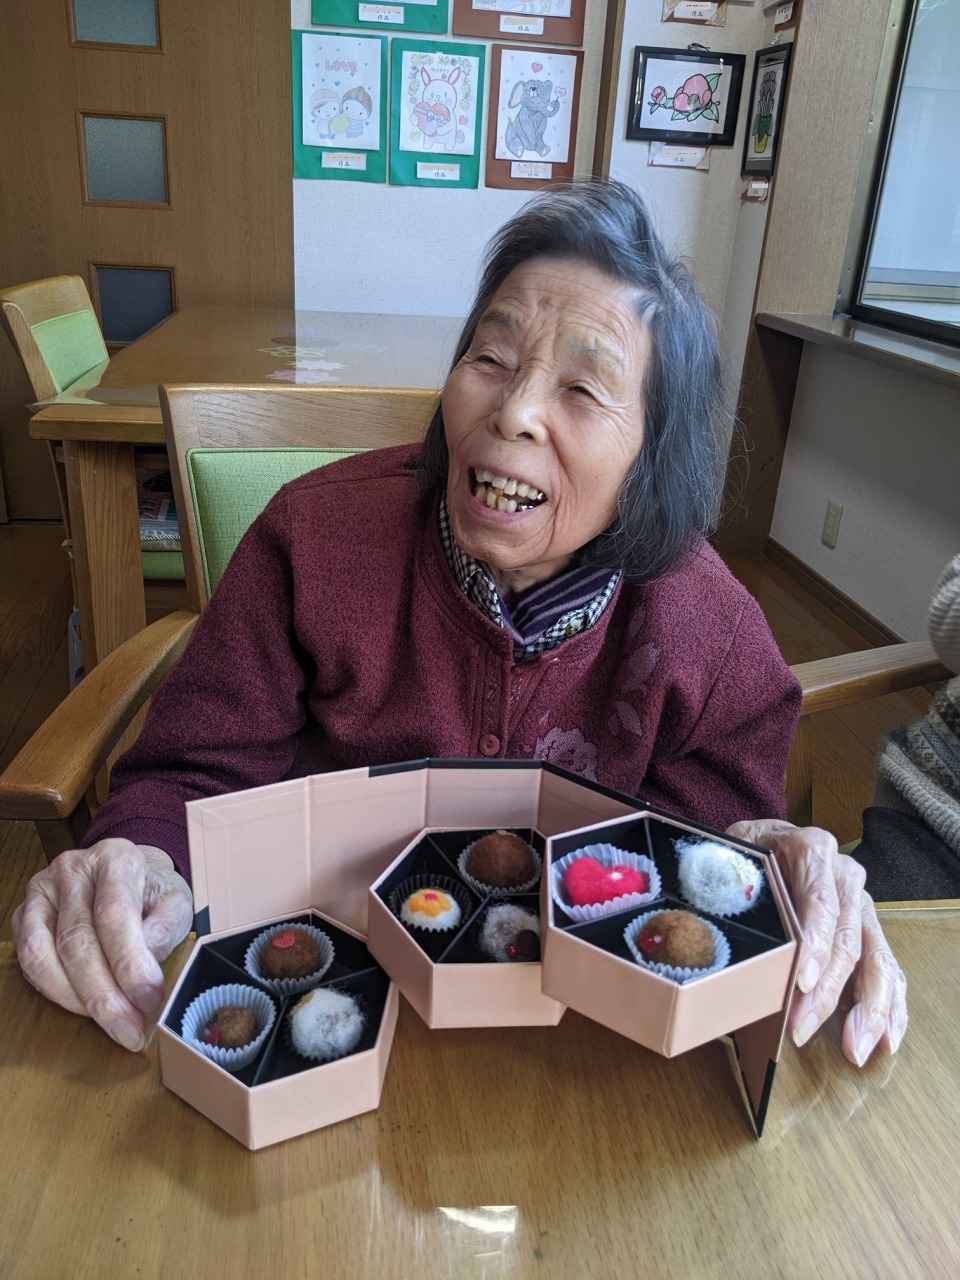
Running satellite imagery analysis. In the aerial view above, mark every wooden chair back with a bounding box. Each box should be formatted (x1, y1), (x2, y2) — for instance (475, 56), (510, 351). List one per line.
(0, 275), (108, 400)
(160, 382), (437, 612)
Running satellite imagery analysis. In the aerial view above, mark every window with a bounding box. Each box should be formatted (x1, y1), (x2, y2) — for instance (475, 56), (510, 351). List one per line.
(70, 0), (160, 50)
(852, 0), (960, 348)
(80, 114), (169, 206)
(91, 266), (175, 344)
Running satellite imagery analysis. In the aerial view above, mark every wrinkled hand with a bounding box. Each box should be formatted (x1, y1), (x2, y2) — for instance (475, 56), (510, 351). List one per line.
(12, 839), (193, 1052)
(726, 820), (906, 1067)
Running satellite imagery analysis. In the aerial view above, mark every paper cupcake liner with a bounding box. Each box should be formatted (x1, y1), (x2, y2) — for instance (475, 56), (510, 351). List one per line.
(244, 921), (335, 995)
(285, 986), (367, 1064)
(389, 874), (472, 934)
(458, 833), (542, 898)
(551, 843), (661, 924)
(181, 983), (277, 1071)
(674, 836), (766, 918)
(624, 909), (731, 984)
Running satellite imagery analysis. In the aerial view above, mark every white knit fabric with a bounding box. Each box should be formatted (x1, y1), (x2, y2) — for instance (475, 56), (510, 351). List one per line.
(873, 554), (960, 855)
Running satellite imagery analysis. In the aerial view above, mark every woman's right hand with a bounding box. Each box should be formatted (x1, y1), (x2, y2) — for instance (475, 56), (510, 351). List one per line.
(11, 839), (193, 1051)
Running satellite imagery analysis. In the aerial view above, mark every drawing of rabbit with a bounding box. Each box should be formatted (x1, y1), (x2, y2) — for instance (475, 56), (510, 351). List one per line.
(416, 65), (465, 152)
(504, 79), (560, 158)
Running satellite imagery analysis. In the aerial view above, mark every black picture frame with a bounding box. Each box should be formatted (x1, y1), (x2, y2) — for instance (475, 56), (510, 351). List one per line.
(627, 46), (745, 147)
(741, 43), (792, 176)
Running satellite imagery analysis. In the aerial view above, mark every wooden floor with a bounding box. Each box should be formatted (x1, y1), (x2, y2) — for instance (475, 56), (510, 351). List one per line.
(0, 525), (932, 936)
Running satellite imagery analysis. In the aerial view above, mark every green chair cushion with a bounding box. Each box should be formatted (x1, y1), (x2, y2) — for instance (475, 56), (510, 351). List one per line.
(29, 310), (108, 393)
(186, 447), (364, 594)
(140, 550), (186, 581)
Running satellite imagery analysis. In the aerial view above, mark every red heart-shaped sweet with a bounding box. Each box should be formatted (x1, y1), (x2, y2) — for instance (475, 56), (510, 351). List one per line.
(272, 930), (296, 949)
(564, 857), (647, 907)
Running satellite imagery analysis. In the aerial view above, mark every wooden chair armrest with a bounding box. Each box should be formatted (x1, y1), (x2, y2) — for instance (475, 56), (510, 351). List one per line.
(791, 640), (951, 717)
(0, 609), (198, 823)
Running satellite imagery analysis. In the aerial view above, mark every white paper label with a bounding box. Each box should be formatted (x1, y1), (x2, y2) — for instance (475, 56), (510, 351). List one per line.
(649, 143), (708, 169)
(321, 152), (367, 172)
(416, 162), (460, 181)
(500, 15), (545, 34)
(674, 1), (718, 18)
(510, 161), (552, 179)
(746, 178), (770, 200)
(358, 4), (404, 23)
(775, 2), (794, 21)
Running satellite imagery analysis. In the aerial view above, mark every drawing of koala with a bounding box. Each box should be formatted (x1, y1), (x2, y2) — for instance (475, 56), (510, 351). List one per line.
(415, 65), (465, 151)
(309, 87), (342, 142)
(341, 86), (372, 140)
(504, 78), (560, 158)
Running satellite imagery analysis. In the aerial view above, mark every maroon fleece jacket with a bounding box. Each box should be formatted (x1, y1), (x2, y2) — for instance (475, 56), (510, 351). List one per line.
(84, 445), (801, 882)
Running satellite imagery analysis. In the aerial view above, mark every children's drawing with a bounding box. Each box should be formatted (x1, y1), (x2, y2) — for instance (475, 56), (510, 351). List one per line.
(647, 72), (722, 126)
(750, 67), (777, 153)
(472, 0), (571, 14)
(628, 49), (744, 145)
(400, 49), (480, 156)
(301, 32), (381, 151)
(494, 49), (577, 163)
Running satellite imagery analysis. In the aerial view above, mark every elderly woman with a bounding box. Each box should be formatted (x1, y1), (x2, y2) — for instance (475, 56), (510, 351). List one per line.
(14, 180), (904, 1071)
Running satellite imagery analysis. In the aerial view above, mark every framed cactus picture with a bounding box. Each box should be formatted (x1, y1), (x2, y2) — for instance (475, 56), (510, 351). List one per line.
(741, 43), (792, 176)
(626, 46), (745, 147)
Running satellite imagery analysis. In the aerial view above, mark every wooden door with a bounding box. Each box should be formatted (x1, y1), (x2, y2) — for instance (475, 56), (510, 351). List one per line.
(0, 0), (294, 520)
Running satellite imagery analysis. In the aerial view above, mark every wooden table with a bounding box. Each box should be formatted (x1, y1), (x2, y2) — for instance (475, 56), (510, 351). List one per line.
(3, 907), (958, 1279)
(28, 305), (457, 670)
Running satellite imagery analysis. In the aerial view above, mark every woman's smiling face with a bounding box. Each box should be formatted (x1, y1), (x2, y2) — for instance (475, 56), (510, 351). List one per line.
(441, 257), (650, 598)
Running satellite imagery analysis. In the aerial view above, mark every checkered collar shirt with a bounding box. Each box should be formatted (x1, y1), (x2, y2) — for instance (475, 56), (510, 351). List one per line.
(438, 495), (620, 662)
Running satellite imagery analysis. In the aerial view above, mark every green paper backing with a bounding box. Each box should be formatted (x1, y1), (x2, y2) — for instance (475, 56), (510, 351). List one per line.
(312, 0), (448, 35)
(292, 30), (388, 183)
(389, 38), (485, 189)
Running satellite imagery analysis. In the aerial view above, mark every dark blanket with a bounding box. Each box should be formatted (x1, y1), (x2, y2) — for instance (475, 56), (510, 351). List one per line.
(856, 806), (960, 902)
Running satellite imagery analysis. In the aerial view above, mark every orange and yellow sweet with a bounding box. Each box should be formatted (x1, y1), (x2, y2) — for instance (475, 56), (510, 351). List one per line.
(399, 887), (462, 932)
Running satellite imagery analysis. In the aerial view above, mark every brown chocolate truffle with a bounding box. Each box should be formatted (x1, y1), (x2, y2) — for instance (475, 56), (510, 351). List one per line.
(258, 927), (321, 980)
(202, 1005), (258, 1050)
(635, 910), (715, 970)
(465, 830), (536, 889)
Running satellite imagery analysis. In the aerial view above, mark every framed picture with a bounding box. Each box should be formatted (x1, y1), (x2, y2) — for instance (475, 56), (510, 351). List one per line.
(389, 39), (485, 188)
(485, 43), (583, 189)
(740, 43), (792, 176)
(452, 0), (585, 48)
(291, 30), (388, 183)
(312, 0), (448, 35)
(626, 46), (745, 147)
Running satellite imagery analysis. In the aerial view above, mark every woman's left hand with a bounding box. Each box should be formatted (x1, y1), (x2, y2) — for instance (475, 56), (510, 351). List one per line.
(725, 820), (906, 1066)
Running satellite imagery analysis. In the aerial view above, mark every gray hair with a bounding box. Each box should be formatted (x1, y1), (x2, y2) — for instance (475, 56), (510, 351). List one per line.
(416, 178), (728, 583)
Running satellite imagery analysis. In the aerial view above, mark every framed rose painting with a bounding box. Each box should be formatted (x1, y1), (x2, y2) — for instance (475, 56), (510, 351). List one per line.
(627, 46), (745, 147)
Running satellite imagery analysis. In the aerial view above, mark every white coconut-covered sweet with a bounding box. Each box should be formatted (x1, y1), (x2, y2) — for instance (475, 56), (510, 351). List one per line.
(479, 903), (540, 962)
(675, 838), (764, 917)
(288, 987), (365, 1061)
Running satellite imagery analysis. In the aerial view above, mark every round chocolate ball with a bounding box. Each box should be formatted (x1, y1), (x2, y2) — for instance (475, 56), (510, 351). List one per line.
(258, 927), (321, 980)
(465, 830), (536, 889)
(203, 1004), (257, 1049)
(636, 910), (715, 970)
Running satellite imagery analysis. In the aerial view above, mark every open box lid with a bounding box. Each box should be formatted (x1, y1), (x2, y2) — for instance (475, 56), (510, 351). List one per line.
(185, 759), (645, 939)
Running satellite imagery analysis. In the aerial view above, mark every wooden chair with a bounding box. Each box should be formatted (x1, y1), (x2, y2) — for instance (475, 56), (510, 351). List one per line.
(0, 275), (109, 645)
(0, 382), (949, 858)
(0, 383), (436, 857)
(0, 275), (186, 649)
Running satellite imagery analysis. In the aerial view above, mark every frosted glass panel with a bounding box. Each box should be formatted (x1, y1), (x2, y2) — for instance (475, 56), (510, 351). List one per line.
(73, 0), (159, 47)
(95, 267), (173, 344)
(83, 116), (167, 204)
